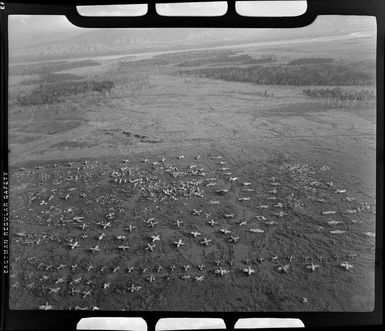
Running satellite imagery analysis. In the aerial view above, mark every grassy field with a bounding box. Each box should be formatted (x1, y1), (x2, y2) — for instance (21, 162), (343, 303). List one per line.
(8, 36), (376, 311)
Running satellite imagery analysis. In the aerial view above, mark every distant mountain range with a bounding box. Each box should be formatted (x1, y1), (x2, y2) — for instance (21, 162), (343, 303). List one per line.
(9, 16), (376, 63)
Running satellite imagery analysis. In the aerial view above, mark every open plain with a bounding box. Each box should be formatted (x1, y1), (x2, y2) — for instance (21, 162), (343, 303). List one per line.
(8, 30), (377, 311)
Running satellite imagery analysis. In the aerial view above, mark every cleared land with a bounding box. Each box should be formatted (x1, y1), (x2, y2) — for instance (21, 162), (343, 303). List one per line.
(8, 36), (376, 311)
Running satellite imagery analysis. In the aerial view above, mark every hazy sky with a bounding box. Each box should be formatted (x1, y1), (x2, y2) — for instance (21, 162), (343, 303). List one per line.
(9, 1), (308, 47)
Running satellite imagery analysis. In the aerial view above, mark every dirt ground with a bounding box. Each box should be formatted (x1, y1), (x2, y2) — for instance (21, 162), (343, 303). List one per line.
(8, 42), (376, 311)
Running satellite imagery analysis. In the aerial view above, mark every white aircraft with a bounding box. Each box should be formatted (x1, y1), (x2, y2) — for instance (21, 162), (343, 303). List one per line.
(250, 229), (264, 233)
(192, 209), (203, 216)
(118, 245), (130, 251)
(200, 238), (212, 246)
(71, 277), (81, 285)
(190, 231), (202, 238)
(197, 264), (205, 270)
(335, 189), (346, 194)
(243, 265), (256, 276)
(220, 228), (231, 235)
(127, 266), (135, 273)
(38, 302), (53, 310)
(306, 263), (320, 272)
(150, 234), (160, 242)
(255, 215), (267, 221)
(277, 264), (290, 273)
(228, 177), (238, 182)
(195, 275), (205, 282)
(83, 290), (92, 298)
(214, 267), (230, 276)
(340, 262), (353, 271)
(55, 277), (66, 284)
(174, 239), (185, 248)
(327, 221), (342, 225)
(174, 220), (183, 227)
(271, 256), (279, 263)
(216, 189), (229, 194)
(126, 225), (136, 232)
(147, 220), (159, 228)
(239, 197), (250, 201)
(224, 213), (234, 218)
(98, 233), (106, 241)
(49, 287), (60, 294)
(68, 241), (79, 250)
(102, 221), (111, 229)
(322, 210), (336, 215)
(79, 223), (87, 230)
(147, 274), (156, 283)
(128, 284), (142, 292)
(207, 219), (218, 226)
(103, 283), (110, 289)
(145, 243), (156, 251)
(229, 235), (240, 243)
(90, 245), (100, 253)
(116, 236), (126, 240)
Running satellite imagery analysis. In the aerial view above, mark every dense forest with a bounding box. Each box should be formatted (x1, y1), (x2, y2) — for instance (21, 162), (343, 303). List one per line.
(287, 58), (335, 65)
(303, 87), (375, 100)
(177, 62), (375, 86)
(21, 73), (83, 85)
(16, 80), (114, 106)
(10, 60), (100, 76)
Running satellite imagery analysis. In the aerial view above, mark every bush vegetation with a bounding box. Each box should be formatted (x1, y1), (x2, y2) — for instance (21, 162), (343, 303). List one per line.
(176, 53), (259, 67)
